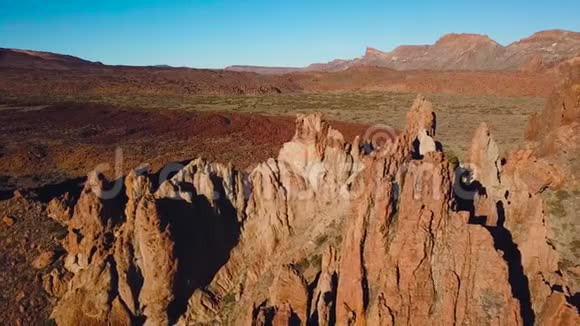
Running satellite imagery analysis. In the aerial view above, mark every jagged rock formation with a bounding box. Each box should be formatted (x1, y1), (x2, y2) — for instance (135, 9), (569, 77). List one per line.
(45, 82), (579, 325)
(309, 245), (338, 325)
(465, 61), (580, 325)
(331, 97), (521, 325)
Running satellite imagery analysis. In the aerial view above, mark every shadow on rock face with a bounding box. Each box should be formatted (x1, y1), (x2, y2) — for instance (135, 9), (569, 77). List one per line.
(157, 177), (241, 323)
(452, 162), (536, 325)
(569, 293), (580, 313)
(33, 176), (87, 203)
(485, 201), (535, 326)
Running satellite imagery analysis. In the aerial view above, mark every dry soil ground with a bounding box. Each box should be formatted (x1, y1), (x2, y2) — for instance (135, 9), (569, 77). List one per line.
(0, 92), (544, 194)
(0, 103), (367, 195)
(28, 92), (543, 159)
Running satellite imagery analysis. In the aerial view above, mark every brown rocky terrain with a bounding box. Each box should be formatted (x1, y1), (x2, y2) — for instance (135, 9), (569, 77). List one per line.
(290, 67), (557, 97)
(1, 61), (577, 325)
(0, 66), (302, 98)
(0, 64), (558, 100)
(230, 29), (580, 73)
(0, 103), (367, 196)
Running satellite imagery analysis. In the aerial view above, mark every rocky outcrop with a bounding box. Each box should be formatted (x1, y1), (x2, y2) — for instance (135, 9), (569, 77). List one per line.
(465, 122), (503, 226)
(44, 88), (579, 325)
(309, 246), (338, 325)
(465, 62), (580, 325)
(335, 146), (520, 325)
(46, 192), (77, 225)
(466, 129), (577, 326)
(50, 160), (246, 325)
(527, 60), (580, 149)
(51, 172), (129, 325)
(180, 110), (362, 325)
(269, 265), (309, 324)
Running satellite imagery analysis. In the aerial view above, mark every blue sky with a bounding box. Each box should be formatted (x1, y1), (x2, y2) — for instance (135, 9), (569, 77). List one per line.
(1, 0), (579, 68)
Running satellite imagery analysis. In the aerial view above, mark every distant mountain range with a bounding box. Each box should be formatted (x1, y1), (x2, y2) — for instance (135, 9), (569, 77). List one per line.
(0, 49), (188, 70)
(1, 30), (579, 73)
(0, 48), (104, 70)
(226, 29), (580, 74)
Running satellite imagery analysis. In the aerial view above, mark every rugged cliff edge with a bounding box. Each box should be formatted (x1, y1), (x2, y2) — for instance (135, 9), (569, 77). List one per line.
(37, 65), (580, 325)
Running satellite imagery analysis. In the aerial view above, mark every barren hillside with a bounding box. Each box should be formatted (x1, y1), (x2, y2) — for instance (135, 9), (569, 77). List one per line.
(0, 48), (104, 70)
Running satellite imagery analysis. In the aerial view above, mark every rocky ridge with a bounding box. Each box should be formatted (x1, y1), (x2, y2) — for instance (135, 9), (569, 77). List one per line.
(229, 29), (580, 73)
(41, 66), (580, 325)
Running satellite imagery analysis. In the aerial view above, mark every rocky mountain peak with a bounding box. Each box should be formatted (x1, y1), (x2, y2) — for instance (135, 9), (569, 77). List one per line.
(364, 46), (386, 57)
(435, 32), (500, 46)
(518, 29), (580, 44)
